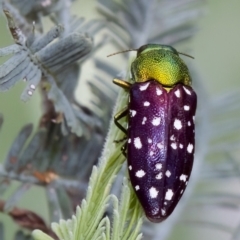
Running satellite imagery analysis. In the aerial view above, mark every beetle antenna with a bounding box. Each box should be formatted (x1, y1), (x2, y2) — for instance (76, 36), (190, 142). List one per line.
(177, 52), (195, 59)
(107, 49), (138, 57)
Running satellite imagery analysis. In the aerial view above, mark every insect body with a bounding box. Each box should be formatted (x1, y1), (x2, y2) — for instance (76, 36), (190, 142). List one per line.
(113, 44), (197, 223)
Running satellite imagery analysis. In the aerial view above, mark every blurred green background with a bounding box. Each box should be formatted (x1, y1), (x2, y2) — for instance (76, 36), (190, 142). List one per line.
(0, 0), (240, 239)
(192, 0), (240, 95)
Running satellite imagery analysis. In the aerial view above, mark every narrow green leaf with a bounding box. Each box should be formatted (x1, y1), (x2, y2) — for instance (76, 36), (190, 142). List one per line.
(32, 230), (54, 240)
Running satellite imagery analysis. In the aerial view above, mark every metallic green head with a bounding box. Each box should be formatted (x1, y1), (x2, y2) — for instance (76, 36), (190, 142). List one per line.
(131, 44), (192, 87)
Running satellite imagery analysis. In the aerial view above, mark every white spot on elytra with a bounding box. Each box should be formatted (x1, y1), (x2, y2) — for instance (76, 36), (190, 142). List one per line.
(183, 86), (191, 95)
(180, 189), (184, 194)
(164, 201), (167, 205)
(171, 142), (177, 149)
(142, 117), (147, 125)
(165, 170), (171, 177)
(187, 143), (194, 153)
(193, 116), (195, 122)
(188, 121), (191, 126)
(148, 138), (152, 144)
(30, 84), (36, 90)
(28, 90), (33, 96)
(135, 185), (140, 191)
(149, 187), (159, 198)
(170, 135), (175, 141)
(186, 181), (188, 186)
(155, 163), (162, 170)
(150, 151), (154, 156)
(129, 165), (132, 170)
(174, 119), (182, 130)
(128, 138), (131, 143)
(130, 110), (136, 117)
(156, 172), (162, 179)
(179, 144), (183, 149)
(152, 117), (161, 126)
(156, 88), (162, 95)
(157, 143), (164, 149)
(139, 82), (150, 91)
(161, 209), (166, 215)
(134, 137), (142, 149)
(175, 89), (180, 98)
(165, 189), (174, 200)
(180, 174), (187, 182)
(143, 101), (150, 107)
(135, 169), (146, 178)
(184, 105), (190, 111)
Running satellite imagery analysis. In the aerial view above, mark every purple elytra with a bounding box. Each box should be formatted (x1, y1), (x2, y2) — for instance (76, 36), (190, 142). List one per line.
(127, 80), (197, 222)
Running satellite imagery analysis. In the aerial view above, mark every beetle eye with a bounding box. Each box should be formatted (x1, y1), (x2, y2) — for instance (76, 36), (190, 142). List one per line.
(137, 44), (150, 56)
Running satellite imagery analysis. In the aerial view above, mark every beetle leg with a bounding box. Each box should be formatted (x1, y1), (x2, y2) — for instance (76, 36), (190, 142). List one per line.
(114, 136), (127, 143)
(113, 78), (131, 134)
(113, 79), (131, 153)
(114, 107), (128, 134)
(121, 142), (127, 157)
(113, 79), (132, 89)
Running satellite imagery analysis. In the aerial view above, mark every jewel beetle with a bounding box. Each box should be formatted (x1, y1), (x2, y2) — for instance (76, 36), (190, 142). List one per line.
(112, 44), (197, 223)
